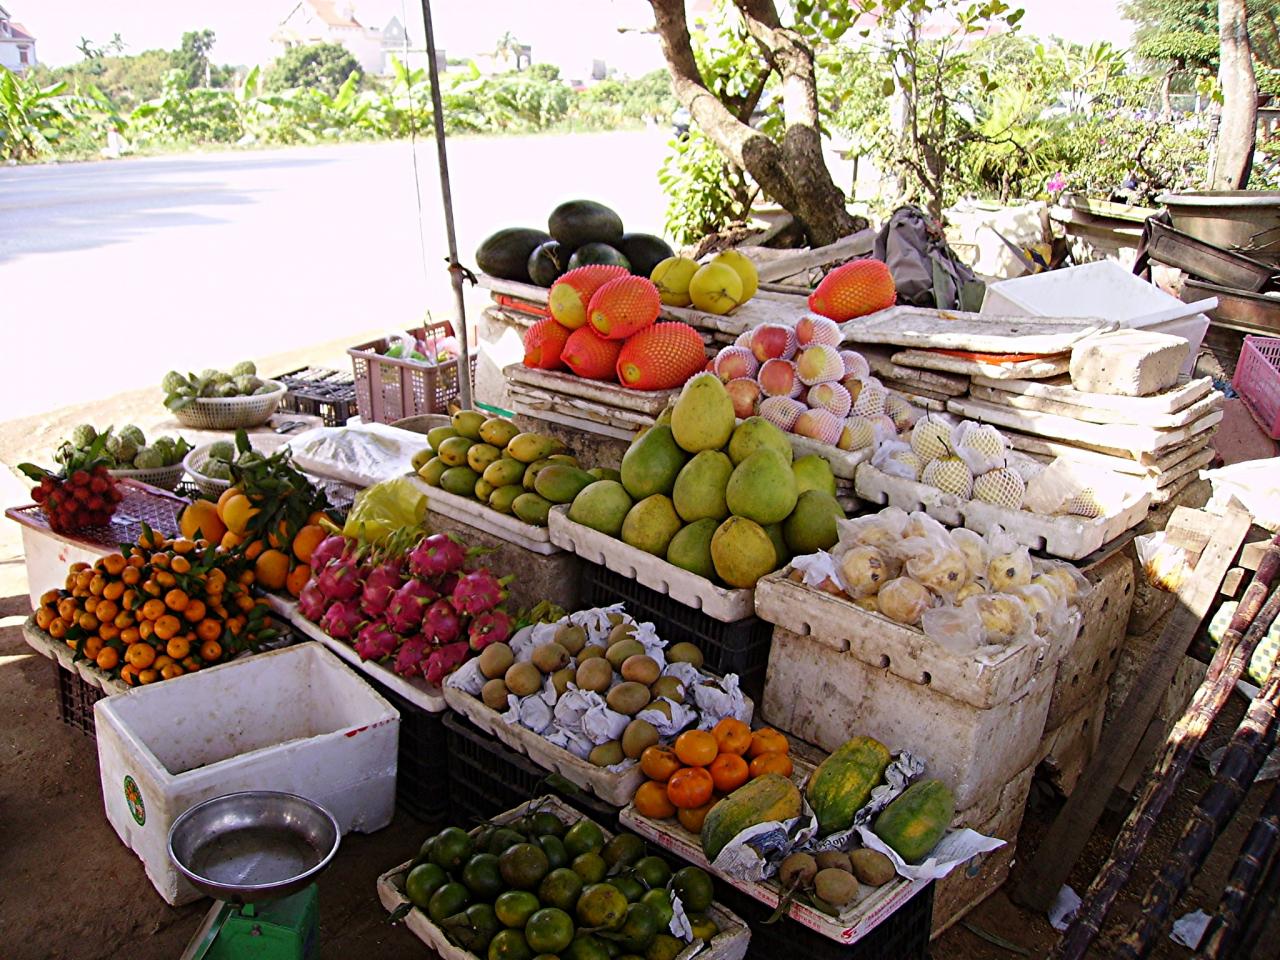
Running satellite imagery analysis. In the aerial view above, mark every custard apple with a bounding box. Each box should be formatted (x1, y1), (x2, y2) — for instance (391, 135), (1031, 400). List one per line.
(207, 440), (235, 462)
(70, 424), (97, 448)
(231, 360), (257, 377)
(118, 424), (146, 448)
(161, 371), (188, 394)
(133, 446), (164, 469)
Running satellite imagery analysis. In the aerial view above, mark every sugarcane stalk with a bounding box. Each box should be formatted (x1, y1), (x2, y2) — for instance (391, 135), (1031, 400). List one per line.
(1195, 775), (1280, 958)
(1114, 656), (1280, 957)
(1052, 536), (1280, 960)
(1237, 816), (1280, 956)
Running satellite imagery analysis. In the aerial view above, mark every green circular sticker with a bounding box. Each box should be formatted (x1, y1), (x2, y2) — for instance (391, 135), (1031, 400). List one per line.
(124, 775), (145, 826)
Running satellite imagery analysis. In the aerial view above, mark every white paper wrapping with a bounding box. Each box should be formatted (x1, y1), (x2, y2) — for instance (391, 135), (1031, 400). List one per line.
(854, 825), (1005, 882)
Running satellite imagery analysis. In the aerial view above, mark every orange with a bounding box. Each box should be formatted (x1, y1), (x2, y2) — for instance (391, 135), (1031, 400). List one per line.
(48, 618), (68, 639)
(113, 612), (134, 630)
(121, 566), (140, 585)
(220, 530), (244, 550)
(155, 571), (176, 588)
(142, 580), (163, 597)
(196, 618), (222, 642)
(216, 485), (242, 514)
(713, 717), (752, 756)
(78, 612), (99, 632)
(154, 614), (182, 641)
(89, 575), (105, 596)
(69, 561), (90, 573)
(160, 663), (184, 680)
(171, 538), (197, 555)
(183, 599), (207, 623)
(674, 730), (718, 767)
(138, 620), (154, 641)
(153, 655), (174, 671)
(666, 767), (714, 810)
(308, 510), (328, 527)
(120, 626), (140, 645)
(34, 607), (55, 630)
(709, 753), (750, 794)
(182, 498), (228, 543)
(255, 549), (290, 592)
(633, 780), (678, 820)
(94, 600), (118, 624)
(182, 656), (202, 673)
(170, 555), (191, 575)
(292, 525), (326, 564)
(95, 646), (120, 671)
(151, 553), (170, 570)
(141, 598), (166, 621)
(99, 624), (120, 643)
(57, 597), (78, 622)
(138, 668), (159, 685)
(639, 745), (682, 783)
(102, 580), (124, 601)
(749, 752), (794, 779)
(119, 665), (137, 686)
(83, 636), (104, 660)
(243, 539), (266, 561)
(125, 642), (157, 669)
(166, 636), (191, 660)
(678, 799), (717, 834)
(84, 596), (99, 614)
(164, 589), (189, 612)
(102, 554), (127, 576)
(220, 494), (258, 537)
(286, 564), (311, 598)
(199, 639), (223, 663)
(748, 728), (789, 759)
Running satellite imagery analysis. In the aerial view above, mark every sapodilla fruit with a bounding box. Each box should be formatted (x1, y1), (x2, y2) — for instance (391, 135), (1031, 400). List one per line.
(750, 324), (798, 363)
(793, 408), (843, 446)
(922, 455), (974, 498)
(588, 275), (661, 340)
(838, 416), (875, 452)
(808, 258), (897, 321)
(795, 344), (845, 386)
(911, 417), (952, 462)
(713, 345), (759, 382)
(840, 350), (871, 379)
(549, 265), (629, 329)
(522, 317), (571, 370)
(562, 325), (624, 380)
(807, 381), (852, 418)
(851, 385), (887, 417)
(759, 396), (807, 431)
(795, 315), (842, 347)
(725, 377), (763, 419)
(616, 322), (707, 390)
(758, 358), (803, 398)
(973, 467), (1025, 510)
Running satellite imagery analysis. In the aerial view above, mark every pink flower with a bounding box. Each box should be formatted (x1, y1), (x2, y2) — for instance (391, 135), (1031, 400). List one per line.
(1046, 172), (1067, 193)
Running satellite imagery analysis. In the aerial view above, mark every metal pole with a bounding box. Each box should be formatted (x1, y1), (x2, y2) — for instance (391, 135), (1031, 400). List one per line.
(419, 0), (473, 409)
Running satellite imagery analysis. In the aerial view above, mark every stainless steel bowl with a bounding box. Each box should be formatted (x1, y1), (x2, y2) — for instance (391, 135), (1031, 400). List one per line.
(167, 791), (340, 903)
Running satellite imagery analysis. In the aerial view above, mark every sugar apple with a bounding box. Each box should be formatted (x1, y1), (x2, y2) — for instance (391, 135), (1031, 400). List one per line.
(161, 371), (188, 394)
(133, 446), (164, 469)
(231, 360), (257, 377)
(217, 382), (239, 397)
(114, 437), (139, 463)
(233, 375), (261, 395)
(204, 459), (233, 480)
(207, 440), (236, 462)
(200, 368), (220, 380)
(70, 424), (97, 448)
(253, 384), (277, 395)
(118, 425), (146, 448)
(212, 371), (234, 386)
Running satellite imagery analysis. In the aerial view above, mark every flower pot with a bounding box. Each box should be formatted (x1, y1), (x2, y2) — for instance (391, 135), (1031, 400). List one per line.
(1157, 191), (1280, 265)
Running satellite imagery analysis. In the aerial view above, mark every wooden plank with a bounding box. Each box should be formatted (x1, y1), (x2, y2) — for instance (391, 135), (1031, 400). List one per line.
(504, 363), (676, 416)
(510, 400), (639, 441)
(968, 384), (1223, 428)
(841, 306), (1112, 354)
(507, 385), (655, 429)
(1004, 426), (1217, 471)
(751, 228), (877, 282)
(1013, 507), (1252, 912)
(971, 374), (1214, 417)
(857, 344), (973, 393)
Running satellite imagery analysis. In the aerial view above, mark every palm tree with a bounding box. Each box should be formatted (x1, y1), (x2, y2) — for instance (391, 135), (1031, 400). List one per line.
(493, 31), (521, 70)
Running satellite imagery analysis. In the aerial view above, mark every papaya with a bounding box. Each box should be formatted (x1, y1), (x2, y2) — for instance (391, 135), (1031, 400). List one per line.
(872, 778), (954, 864)
(700, 774), (801, 863)
(806, 736), (891, 836)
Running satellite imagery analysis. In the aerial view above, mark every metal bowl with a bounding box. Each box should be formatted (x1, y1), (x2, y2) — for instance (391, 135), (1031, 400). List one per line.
(168, 791), (340, 904)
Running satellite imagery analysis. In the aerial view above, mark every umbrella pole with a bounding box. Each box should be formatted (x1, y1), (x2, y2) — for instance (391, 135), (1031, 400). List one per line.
(419, 0), (473, 410)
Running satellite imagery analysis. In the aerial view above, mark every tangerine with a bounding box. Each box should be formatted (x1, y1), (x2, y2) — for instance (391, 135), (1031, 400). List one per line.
(678, 799), (717, 834)
(166, 636), (191, 660)
(285, 563), (311, 598)
(748, 728), (789, 758)
(95, 646), (120, 671)
(674, 730), (719, 767)
(255, 549), (290, 591)
(639, 745), (682, 782)
(709, 753), (750, 794)
(633, 781), (678, 820)
(666, 767), (714, 810)
(125, 643), (156, 669)
(292, 525), (326, 564)
(749, 752), (794, 779)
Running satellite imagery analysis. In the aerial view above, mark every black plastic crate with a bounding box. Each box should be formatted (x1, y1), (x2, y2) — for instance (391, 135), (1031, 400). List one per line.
(365, 675), (450, 824)
(718, 879), (934, 960)
(53, 662), (105, 738)
(278, 367), (358, 427)
(442, 712), (619, 829)
(580, 562), (772, 702)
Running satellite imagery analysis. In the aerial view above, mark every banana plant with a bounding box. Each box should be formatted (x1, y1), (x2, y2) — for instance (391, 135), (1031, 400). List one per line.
(0, 67), (88, 160)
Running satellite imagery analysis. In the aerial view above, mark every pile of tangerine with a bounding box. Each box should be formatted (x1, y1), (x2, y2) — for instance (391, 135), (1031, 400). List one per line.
(632, 718), (793, 831)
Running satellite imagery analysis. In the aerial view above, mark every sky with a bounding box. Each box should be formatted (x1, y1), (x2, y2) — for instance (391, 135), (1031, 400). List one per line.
(24, 0), (1136, 72)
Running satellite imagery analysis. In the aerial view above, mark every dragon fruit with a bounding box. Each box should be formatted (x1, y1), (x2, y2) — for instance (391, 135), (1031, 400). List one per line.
(452, 569), (509, 616)
(316, 556), (362, 602)
(408, 533), (466, 579)
(423, 599), (463, 645)
(310, 535), (348, 572)
(393, 638), (427, 678)
(469, 608), (514, 651)
(424, 641), (471, 684)
(387, 578), (438, 634)
(319, 599), (362, 640)
(361, 559), (405, 618)
(353, 620), (400, 661)
(298, 580), (328, 621)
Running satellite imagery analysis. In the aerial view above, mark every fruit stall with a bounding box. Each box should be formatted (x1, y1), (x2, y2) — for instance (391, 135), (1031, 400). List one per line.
(14, 181), (1265, 960)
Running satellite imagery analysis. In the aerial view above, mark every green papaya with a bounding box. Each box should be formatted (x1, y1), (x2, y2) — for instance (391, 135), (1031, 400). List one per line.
(805, 736), (891, 836)
(872, 779), (954, 864)
(701, 774), (801, 863)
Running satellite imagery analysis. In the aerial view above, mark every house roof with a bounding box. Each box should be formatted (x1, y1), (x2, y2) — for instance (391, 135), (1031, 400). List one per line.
(8, 21), (34, 41)
(307, 0), (361, 29)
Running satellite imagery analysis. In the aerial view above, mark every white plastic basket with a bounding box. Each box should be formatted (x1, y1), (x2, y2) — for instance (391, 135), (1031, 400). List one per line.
(182, 443), (235, 498)
(107, 463), (186, 491)
(171, 380), (286, 430)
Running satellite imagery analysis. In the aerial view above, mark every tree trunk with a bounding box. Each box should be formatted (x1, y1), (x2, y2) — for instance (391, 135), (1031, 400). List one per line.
(1160, 68), (1174, 118)
(1212, 0), (1257, 189)
(648, 0), (862, 246)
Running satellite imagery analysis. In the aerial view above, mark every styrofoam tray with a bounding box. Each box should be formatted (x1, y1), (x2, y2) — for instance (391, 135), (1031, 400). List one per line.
(378, 795), (751, 960)
(288, 605), (446, 713)
(22, 618), (132, 696)
(547, 506), (756, 622)
(405, 475), (560, 555)
(892, 349), (1070, 380)
(504, 363), (678, 416)
(967, 383), (1223, 429)
(841, 306), (1112, 353)
(786, 431), (872, 480)
(852, 462), (1152, 560)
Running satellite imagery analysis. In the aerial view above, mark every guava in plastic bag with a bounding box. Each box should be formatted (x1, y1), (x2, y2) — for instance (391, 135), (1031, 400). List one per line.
(342, 476), (428, 544)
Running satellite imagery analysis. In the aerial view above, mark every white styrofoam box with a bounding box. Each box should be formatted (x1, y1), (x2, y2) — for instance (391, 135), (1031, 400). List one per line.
(982, 260), (1209, 375)
(94, 642), (398, 905)
(18, 524), (109, 609)
(1069, 329), (1189, 397)
(945, 199), (1050, 278)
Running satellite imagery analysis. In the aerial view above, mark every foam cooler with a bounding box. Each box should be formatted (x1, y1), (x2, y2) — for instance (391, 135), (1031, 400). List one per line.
(94, 642), (398, 905)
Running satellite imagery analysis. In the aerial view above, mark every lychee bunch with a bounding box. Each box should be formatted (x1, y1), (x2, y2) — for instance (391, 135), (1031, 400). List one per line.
(21, 446), (122, 534)
(808, 258), (897, 321)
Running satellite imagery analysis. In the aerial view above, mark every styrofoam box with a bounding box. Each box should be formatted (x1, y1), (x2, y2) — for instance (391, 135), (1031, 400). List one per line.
(982, 260), (1209, 376)
(94, 642), (399, 905)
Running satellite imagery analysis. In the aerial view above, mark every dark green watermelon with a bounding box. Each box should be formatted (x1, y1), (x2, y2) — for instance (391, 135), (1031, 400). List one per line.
(527, 240), (571, 287)
(548, 200), (624, 249)
(475, 227), (551, 282)
(615, 233), (676, 280)
(567, 243), (630, 272)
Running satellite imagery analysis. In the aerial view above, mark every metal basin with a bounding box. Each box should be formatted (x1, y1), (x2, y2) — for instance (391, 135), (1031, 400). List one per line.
(1157, 191), (1280, 265)
(168, 791), (340, 904)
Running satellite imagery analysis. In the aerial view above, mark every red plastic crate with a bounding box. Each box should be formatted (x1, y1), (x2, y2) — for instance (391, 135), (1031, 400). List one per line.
(348, 321), (476, 424)
(1233, 335), (1280, 438)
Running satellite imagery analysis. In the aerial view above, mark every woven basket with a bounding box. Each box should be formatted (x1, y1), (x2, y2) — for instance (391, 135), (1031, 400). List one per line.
(182, 443), (235, 498)
(172, 380), (286, 430)
(108, 463), (186, 492)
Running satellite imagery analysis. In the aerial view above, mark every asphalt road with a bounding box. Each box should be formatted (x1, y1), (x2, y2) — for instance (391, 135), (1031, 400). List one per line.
(0, 131), (673, 421)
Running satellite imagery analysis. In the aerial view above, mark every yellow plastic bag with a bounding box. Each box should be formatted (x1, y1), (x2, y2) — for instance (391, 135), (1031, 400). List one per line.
(343, 477), (428, 544)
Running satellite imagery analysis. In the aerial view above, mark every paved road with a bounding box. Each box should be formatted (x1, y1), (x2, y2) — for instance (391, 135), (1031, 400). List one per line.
(0, 131), (673, 420)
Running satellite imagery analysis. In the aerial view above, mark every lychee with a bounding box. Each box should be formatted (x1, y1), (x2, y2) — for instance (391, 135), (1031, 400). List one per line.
(973, 468), (1026, 510)
(809, 258), (897, 321)
(561, 326), (623, 380)
(922, 455), (974, 498)
(549, 265), (629, 329)
(910, 417), (952, 462)
(615, 322), (707, 390)
(840, 350), (871, 379)
(759, 396), (807, 431)
(806, 381), (852, 418)
(522, 317), (571, 370)
(838, 416), (875, 452)
(795, 314), (842, 347)
(795, 344), (845, 386)
(713, 345), (759, 382)
(588, 275), (661, 340)
(749, 324), (797, 362)
(758, 358), (803, 398)
(725, 377), (762, 419)
(851, 384), (887, 417)
(792, 408), (843, 446)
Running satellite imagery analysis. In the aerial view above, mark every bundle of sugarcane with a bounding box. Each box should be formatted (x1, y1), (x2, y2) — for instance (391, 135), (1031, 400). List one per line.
(1053, 533), (1280, 960)
(1196, 775), (1280, 957)
(1113, 654), (1280, 956)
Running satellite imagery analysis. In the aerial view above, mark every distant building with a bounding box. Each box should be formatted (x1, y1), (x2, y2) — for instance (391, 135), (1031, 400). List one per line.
(0, 4), (36, 73)
(271, 0), (385, 74)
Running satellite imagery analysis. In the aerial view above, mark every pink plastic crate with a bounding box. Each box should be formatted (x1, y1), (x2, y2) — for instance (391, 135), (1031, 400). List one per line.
(348, 321), (475, 424)
(1233, 335), (1280, 439)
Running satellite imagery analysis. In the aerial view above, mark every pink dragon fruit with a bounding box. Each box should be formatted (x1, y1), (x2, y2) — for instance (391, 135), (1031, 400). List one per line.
(393, 638), (427, 678)
(316, 555), (362, 602)
(469, 608), (514, 651)
(451, 569), (510, 616)
(422, 599), (462, 645)
(408, 533), (466, 579)
(297, 580), (328, 621)
(319, 599), (362, 640)
(309, 535), (348, 572)
(353, 620), (400, 661)
(387, 578), (438, 634)
(361, 559), (405, 618)
(424, 641), (470, 684)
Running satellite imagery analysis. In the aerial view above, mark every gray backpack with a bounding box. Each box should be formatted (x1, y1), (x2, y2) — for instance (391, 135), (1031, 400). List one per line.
(874, 206), (985, 311)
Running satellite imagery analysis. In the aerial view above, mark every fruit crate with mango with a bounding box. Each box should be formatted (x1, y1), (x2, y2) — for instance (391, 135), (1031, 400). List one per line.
(377, 793), (751, 960)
